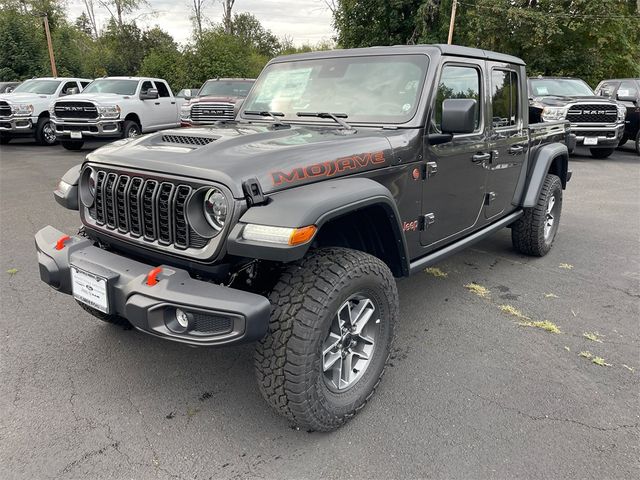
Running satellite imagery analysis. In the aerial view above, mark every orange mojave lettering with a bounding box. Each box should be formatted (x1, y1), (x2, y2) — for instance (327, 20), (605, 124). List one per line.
(271, 151), (386, 186)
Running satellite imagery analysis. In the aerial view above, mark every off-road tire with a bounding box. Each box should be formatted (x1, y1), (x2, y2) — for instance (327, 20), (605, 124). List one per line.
(122, 120), (141, 139)
(34, 117), (57, 146)
(61, 140), (84, 151)
(590, 147), (614, 159)
(76, 300), (130, 327)
(511, 174), (562, 257)
(255, 247), (399, 431)
(618, 135), (628, 147)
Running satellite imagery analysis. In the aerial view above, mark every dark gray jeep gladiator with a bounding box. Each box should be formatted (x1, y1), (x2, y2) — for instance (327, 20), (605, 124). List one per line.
(35, 45), (571, 431)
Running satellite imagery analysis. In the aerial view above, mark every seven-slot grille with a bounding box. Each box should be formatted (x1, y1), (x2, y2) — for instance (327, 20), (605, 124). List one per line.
(54, 101), (98, 120)
(190, 102), (235, 122)
(566, 104), (618, 124)
(88, 170), (207, 250)
(0, 101), (11, 117)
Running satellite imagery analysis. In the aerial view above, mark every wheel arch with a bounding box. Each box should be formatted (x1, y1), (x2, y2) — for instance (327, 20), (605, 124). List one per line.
(521, 143), (568, 208)
(124, 112), (142, 129)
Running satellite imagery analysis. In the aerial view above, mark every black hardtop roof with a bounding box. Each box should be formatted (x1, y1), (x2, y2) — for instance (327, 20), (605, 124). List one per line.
(271, 44), (525, 66)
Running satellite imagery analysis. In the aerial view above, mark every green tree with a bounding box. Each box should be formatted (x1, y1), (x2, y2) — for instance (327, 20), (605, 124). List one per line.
(0, 6), (47, 79)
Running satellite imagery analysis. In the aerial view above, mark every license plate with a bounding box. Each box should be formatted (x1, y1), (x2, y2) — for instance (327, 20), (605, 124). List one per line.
(71, 266), (109, 313)
(70, 131), (82, 139)
(583, 137), (598, 145)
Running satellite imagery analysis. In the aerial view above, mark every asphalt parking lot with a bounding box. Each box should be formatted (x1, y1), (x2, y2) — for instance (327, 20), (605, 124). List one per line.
(1, 140), (638, 480)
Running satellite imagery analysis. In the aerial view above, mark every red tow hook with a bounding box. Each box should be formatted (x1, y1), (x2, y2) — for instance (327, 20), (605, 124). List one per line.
(146, 267), (163, 286)
(55, 235), (71, 250)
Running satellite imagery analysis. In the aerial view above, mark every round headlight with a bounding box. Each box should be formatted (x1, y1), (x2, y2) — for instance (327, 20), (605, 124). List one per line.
(203, 188), (228, 231)
(80, 167), (97, 208)
(88, 168), (97, 196)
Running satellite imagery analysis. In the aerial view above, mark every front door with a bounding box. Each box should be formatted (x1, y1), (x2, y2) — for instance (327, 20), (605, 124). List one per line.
(153, 80), (179, 128)
(420, 59), (489, 247)
(485, 64), (529, 219)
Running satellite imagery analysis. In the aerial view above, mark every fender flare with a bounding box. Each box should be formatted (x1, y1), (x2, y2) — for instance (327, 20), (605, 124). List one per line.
(226, 177), (409, 273)
(521, 143), (568, 208)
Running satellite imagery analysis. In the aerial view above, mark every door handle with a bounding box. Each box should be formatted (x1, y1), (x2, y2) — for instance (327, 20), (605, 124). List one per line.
(154, 102), (160, 105)
(472, 152), (491, 163)
(171, 101), (176, 105)
(509, 145), (525, 155)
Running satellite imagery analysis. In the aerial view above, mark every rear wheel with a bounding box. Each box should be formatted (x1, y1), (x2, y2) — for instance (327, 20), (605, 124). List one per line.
(255, 247), (398, 431)
(122, 120), (141, 138)
(34, 117), (57, 146)
(61, 140), (84, 151)
(590, 148), (614, 159)
(512, 174), (562, 257)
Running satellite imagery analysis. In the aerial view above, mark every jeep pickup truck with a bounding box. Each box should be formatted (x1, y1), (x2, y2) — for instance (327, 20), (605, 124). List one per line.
(36, 45), (571, 431)
(0, 77), (92, 145)
(528, 76), (626, 158)
(51, 76), (185, 151)
(180, 78), (254, 127)
(596, 78), (640, 156)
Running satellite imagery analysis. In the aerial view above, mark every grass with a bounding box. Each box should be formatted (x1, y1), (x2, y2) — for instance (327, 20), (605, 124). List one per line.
(424, 267), (448, 278)
(544, 293), (559, 298)
(583, 332), (603, 343)
(518, 320), (561, 334)
(559, 263), (574, 270)
(464, 282), (490, 298)
(592, 356), (611, 367)
(6, 268), (18, 275)
(499, 304), (530, 320)
(579, 351), (593, 359)
(622, 364), (635, 373)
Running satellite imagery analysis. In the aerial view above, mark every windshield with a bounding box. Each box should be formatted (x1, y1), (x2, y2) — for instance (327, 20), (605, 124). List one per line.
(241, 55), (429, 124)
(199, 80), (253, 97)
(13, 80), (61, 95)
(529, 78), (594, 97)
(82, 79), (139, 95)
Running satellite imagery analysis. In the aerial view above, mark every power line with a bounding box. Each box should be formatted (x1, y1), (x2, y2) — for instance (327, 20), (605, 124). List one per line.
(456, 1), (640, 20)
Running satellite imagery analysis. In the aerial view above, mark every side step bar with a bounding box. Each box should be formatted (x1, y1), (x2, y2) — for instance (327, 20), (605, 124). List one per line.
(408, 211), (524, 275)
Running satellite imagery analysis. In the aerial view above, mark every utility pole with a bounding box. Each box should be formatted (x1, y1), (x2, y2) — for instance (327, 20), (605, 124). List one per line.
(42, 14), (58, 77)
(447, 0), (458, 45)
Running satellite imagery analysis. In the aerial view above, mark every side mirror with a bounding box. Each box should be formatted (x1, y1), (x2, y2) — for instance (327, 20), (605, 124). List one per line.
(441, 98), (477, 134)
(140, 88), (159, 100)
(183, 89), (194, 100)
(5, 86), (14, 93)
(617, 94), (636, 103)
(66, 87), (79, 96)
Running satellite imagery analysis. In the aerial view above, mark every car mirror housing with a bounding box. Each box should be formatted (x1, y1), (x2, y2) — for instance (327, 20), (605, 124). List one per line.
(441, 98), (477, 134)
(140, 88), (159, 100)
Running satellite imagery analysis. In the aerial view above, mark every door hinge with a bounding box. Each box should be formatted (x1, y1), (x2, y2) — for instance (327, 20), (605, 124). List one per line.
(242, 177), (266, 206)
(426, 161), (438, 178)
(485, 192), (496, 205)
(420, 213), (436, 230)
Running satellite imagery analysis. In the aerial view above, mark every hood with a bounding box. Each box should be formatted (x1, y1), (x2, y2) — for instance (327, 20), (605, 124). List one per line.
(54, 92), (133, 104)
(0, 92), (53, 103)
(87, 124), (397, 198)
(531, 95), (618, 107)
(189, 95), (242, 104)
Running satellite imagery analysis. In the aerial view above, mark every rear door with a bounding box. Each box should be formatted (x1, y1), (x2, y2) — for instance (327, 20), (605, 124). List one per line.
(484, 64), (529, 219)
(420, 59), (489, 248)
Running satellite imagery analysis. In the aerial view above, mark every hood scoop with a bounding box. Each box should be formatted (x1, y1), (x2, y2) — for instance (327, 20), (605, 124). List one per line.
(160, 133), (218, 147)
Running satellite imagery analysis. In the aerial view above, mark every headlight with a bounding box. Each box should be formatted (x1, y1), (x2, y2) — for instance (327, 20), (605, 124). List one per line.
(242, 224), (317, 246)
(80, 167), (97, 207)
(97, 104), (120, 119)
(203, 188), (228, 231)
(180, 105), (191, 120)
(616, 104), (627, 121)
(10, 103), (34, 116)
(541, 106), (567, 122)
(49, 105), (56, 117)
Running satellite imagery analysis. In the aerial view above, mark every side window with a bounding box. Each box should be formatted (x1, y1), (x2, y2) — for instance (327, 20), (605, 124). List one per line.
(432, 65), (481, 133)
(597, 82), (617, 98)
(154, 81), (170, 98)
(61, 81), (78, 95)
(80, 81), (90, 89)
(618, 81), (638, 99)
(140, 81), (154, 95)
(491, 70), (519, 128)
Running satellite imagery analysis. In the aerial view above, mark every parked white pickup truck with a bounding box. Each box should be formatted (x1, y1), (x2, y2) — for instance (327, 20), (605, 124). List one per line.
(51, 76), (185, 150)
(0, 77), (92, 145)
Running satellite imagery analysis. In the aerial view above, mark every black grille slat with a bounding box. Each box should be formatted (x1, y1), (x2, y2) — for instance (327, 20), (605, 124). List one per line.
(566, 104), (618, 124)
(192, 313), (233, 335)
(85, 169), (211, 251)
(161, 134), (215, 146)
(54, 101), (98, 119)
(0, 101), (11, 117)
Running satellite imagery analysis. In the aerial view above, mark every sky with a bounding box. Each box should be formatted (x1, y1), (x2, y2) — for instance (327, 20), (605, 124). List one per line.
(67, 0), (336, 46)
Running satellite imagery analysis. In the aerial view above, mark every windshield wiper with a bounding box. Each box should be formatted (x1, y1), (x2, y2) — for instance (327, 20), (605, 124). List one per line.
(244, 110), (286, 124)
(296, 112), (353, 130)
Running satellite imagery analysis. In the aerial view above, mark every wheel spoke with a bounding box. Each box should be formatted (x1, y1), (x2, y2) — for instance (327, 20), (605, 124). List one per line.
(323, 351), (342, 372)
(337, 301), (350, 330)
(351, 299), (375, 335)
(547, 196), (555, 214)
(331, 356), (343, 389)
(322, 332), (341, 357)
(342, 352), (354, 386)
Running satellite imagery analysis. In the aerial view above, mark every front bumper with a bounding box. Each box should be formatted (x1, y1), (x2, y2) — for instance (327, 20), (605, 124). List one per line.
(35, 225), (271, 347)
(572, 123), (624, 148)
(53, 118), (123, 139)
(0, 116), (36, 133)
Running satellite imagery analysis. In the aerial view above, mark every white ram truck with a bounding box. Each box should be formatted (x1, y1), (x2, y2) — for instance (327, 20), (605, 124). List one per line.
(51, 77), (185, 150)
(0, 77), (92, 146)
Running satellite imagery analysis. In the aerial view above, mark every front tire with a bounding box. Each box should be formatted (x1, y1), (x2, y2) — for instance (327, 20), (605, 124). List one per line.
(122, 120), (141, 139)
(34, 117), (57, 146)
(512, 174), (563, 257)
(590, 147), (614, 159)
(255, 248), (398, 431)
(61, 140), (84, 151)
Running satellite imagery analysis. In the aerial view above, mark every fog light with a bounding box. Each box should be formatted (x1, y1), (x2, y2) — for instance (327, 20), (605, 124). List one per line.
(176, 308), (189, 328)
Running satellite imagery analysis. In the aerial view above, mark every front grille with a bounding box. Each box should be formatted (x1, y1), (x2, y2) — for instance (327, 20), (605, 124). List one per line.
(576, 130), (617, 138)
(566, 104), (618, 123)
(161, 134), (215, 146)
(192, 313), (233, 335)
(191, 102), (235, 123)
(88, 170), (207, 250)
(54, 101), (98, 119)
(0, 101), (11, 117)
